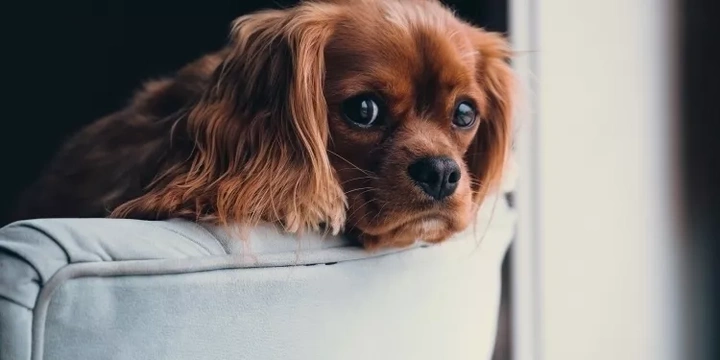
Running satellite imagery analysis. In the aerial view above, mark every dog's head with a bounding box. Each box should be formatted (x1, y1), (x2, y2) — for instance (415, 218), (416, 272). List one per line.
(116, 0), (514, 249)
(322, 0), (515, 248)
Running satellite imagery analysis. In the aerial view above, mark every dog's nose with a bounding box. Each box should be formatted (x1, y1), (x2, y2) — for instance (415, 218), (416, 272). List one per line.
(407, 157), (461, 200)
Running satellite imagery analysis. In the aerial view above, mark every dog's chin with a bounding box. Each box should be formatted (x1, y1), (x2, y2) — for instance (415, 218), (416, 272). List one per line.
(350, 210), (471, 250)
(341, 184), (475, 249)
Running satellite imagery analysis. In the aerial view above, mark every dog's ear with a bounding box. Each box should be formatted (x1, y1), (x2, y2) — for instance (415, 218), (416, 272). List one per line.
(464, 30), (515, 204)
(113, 4), (347, 234)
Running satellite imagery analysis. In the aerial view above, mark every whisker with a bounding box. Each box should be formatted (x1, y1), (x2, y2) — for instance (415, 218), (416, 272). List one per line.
(351, 196), (391, 229)
(351, 208), (377, 229)
(328, 150), (377, 177)
(369, 201), (389, 225)
(347, 197), (375, 222)
(469, 179), (484, 187)
(337, 168), (378, 179)
(341, 176), (379, 185)
(344, 187), (374, 194)
(351, 213), (371, 229)
(350, 188), (376, 199)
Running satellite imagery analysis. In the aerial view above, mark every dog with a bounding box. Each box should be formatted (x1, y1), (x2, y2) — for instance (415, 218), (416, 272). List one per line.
(14, 0), (514, 249)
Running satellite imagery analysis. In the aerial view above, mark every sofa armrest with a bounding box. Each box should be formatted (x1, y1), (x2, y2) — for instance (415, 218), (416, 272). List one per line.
(1, 194), (515, 360)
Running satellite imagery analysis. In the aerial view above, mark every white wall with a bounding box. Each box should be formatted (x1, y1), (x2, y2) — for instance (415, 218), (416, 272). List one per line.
(511, 1), (683, 359)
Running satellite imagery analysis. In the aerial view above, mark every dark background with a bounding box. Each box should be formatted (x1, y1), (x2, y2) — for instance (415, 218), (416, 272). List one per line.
(682, 0), (720, 359)
(1, 0), (507, 224)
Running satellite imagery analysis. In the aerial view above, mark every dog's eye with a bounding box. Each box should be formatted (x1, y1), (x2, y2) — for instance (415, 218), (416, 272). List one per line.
(342, 95), (383, 128)
(453, 102), (477, 128)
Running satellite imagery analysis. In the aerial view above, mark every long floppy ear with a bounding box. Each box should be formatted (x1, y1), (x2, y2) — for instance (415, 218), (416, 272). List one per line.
(465, 30), (515, 204)
(112, 4), (347, 234)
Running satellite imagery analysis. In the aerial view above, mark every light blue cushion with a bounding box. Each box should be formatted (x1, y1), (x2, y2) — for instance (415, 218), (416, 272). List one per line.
(0, 194), (515, 360)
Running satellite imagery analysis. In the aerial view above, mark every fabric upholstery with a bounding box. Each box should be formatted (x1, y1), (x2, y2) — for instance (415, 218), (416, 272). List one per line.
(0, 192), (515, 360)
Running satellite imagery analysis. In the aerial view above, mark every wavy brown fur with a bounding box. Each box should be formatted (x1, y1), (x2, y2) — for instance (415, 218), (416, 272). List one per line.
(14, 0), (514, 248)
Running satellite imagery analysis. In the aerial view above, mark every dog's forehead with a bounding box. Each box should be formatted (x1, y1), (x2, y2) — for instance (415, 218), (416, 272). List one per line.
(325, 4), (479, 106)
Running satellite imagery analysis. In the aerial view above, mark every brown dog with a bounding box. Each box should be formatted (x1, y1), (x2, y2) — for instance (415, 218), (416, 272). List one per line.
(14, 0), (514, 249)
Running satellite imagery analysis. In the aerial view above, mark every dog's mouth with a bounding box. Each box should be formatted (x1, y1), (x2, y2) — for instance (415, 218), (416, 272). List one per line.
(347, 183), (461, 226)
(338, 168), (473, 248)
(345, 209), (449, 237)
(357, 207), (453, 236)
(391, 214), (452, 239)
